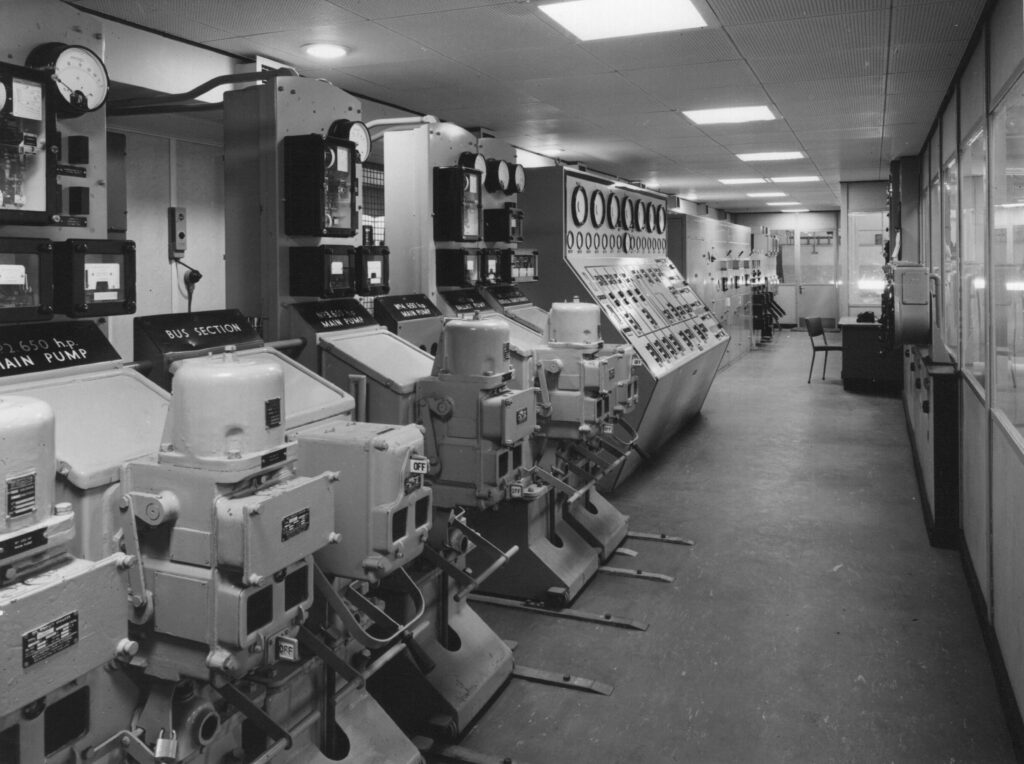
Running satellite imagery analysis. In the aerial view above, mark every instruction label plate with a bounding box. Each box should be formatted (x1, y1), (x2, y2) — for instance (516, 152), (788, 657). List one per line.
(0, 528), (46, 560)
(22, 612), (78, 668)
(281, 508), (310, 541)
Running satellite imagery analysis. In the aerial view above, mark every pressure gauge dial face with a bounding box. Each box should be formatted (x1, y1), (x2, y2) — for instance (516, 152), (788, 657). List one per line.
(0, 81), (6, 113)
(621, 197), (634, 231)
(590, 188), (606, 229)
(329, 120), (371, 163)
(570, 185), (588, 227)
(458, 152), (487, 176)
(511, 164), (527, 193)
(607, 192), (621, 229)
(655, 205), (667, 234)
(485, 158), (511, 193)
(27, 43), (109, 115)
(636, 201), (648, 232)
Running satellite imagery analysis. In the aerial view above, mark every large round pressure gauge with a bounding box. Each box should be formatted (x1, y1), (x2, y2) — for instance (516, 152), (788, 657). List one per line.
(590, 189), (606, 228)
(655, 205), (667, 234)
(511, 164), (527, 194)
(621, 197), (634, 231)
(607, 192), (621, 229)
(329, 119), (371, 162)
(458, 152), (487, 175)
(26, 43), (109, 116)
(570, 186), (588, 227)
(644, 202), (655, 232)
(636, 201), (648, 232)
(485, 159), (511, 193)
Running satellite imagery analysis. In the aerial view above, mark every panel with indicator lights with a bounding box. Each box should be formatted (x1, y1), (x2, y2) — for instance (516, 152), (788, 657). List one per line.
(567, 255), (727, 378)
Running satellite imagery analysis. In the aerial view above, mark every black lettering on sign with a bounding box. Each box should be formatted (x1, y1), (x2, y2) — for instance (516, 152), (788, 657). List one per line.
(261, 448), (287, 469)
(291, 299), (374, 333)
(0, 528), (47, 561)
(281, 508), (310, 541)
(6, 472), (36, 518)
(23, 612), (79, 668)
(56, 164), (87, 178)
(265, 398), (281, 428)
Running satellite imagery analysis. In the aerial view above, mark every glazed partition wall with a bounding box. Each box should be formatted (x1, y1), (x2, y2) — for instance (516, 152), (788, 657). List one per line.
(913, 0), (1024, 721)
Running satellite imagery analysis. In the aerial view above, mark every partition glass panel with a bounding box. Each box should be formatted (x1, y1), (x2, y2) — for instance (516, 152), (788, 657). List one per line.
(992, 75), (1024, 428)
(960, 126), (988, 388)
(941, 155), (960, 362)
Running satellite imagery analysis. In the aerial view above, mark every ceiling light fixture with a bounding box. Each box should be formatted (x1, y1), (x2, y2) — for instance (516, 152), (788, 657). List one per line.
(303, 43), (348, 59)
(538, 0), (706, 41)
(718, 178), (766, 185)
(683, 105), (774, 125)
(767, 201), (801, 206)
(770, 175), (820, 183)
(737, 151), (804, 162)
(788, 208), (810, 213)
(747, 192), (786, 198)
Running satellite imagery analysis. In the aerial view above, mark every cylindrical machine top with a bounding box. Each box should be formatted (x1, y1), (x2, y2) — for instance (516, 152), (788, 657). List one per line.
(547, 297), (601, 348)
(442, 316), (510, 378)
(164, 352), (285, 465)
(0, 396), (55, 526)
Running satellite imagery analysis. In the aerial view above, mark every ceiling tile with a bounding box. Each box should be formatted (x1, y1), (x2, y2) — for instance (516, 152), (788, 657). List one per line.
(449, 44), (609, 80)
(766, 75), (885, 104)
(582, 28), (742, 71)
(325, 0), (509, 20)
(889, 42), (964, 73)
(728, 11), (889, 59)
(378, 5), (571, 54)
(891, 0), (985, 44)
(622, 61), (760, 101)
(709, 0), (889, 26)
(886, 68), (957, 94)
(748, 48), (887, 82)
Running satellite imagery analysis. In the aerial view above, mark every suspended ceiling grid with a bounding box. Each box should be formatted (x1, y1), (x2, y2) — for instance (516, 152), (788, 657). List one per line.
(71, 0), (986, 211)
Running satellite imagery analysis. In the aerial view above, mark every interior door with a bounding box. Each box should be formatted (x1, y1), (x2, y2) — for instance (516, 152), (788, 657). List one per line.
(797, 229), (839, 327)
(770, 229), (797, 325)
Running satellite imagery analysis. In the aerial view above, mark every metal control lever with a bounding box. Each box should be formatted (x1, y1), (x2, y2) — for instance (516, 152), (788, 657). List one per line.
(419, 516), (518, 602)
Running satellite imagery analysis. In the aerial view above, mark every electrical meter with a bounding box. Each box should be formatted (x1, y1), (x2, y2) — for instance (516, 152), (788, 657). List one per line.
(0, 63), (56, 226)
(355, 245), (389, 295)
(621, 197), (634, 231)
(53, 239), (136, 317)
(437, 247), (483, 287)
(434, 166), (482, 242)
(484, 158), (512, 194)
(0, 237), (53, 322)
(25, 43), (110, 117)
(484, 203), (524, 243)
(283, 133), (358, 237)
(289, 245), (356, 297)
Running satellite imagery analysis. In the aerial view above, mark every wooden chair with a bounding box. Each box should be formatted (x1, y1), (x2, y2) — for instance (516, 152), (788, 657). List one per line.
(805, 317), (842, 383)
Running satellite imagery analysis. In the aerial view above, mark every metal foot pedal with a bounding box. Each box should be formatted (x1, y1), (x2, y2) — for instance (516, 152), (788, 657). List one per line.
(613, 546), (639, 558)
(415, 737), (536, 764)
(627, 530), (695, 546)
(512, 664), (613, 696)
(468, 593), (648, 631)
(598, 565), (674, 583)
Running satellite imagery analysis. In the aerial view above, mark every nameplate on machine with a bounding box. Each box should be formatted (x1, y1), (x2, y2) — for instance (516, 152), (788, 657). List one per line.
(291, 298), (376, 332)
(0, 321), (120, 377)
(134, 309), (259, 353)
(376, 294), (442, 321)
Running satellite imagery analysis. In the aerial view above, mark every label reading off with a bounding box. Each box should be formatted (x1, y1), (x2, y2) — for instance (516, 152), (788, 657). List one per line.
(410, 457), (429, 475)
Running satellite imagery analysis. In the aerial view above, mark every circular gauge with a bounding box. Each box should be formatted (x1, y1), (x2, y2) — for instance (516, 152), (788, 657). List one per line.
(328, 119), (371, 163)
(645, 203), (656, 232)
(655, 205), (667, 234)
(590, 189), (606, 229)
(621, 198), (634, 231)
(636, 201), (648, 233)
(26, 43), (109, 115)
(617, 234), (624, 250)
(575, 231), (584, 250)
(0, 81), (6, 112)
(511, 164), (527, 194)
(458, 152), (487, 175)
(571, 185), (589, 227)
(607, 192), (621, 229)
(601, 234), (609, 249)
(566, 231), (575, 251)
(585, 232), (593, 249)
(485, 158), (511, 193)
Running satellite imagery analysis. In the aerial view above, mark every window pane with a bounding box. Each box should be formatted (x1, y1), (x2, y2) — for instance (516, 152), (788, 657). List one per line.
(941, 155), (960, 361)
(960, 127), (987, 389)
(992, 75), (1024, 426)
(850, 213), (888, 304)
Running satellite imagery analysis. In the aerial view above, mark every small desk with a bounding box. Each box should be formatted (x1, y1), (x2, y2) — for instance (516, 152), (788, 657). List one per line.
(839, 317), (902, 393)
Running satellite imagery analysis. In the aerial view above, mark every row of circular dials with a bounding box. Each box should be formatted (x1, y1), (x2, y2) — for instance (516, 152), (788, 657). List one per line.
(570, 185), (668, 234)
(458, 152), (526, 195)
(565, 230), (667, 253)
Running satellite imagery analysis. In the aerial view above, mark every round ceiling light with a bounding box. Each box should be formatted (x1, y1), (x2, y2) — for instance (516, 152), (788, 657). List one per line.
(303, 43), (348, 59)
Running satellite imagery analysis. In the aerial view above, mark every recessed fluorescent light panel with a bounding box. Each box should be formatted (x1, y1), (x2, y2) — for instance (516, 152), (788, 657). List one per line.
(767, 201), (801, 206)
(789, 209), (810, 213)
(538, 0), (706, 41)
(770, 176), (820, 183)
(683, 106), (774, 125)
(747, 192), (786, 198)
(737, 151), (804, 162)
(718, 178), (767, 185)
(303, 43), (348, 59)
